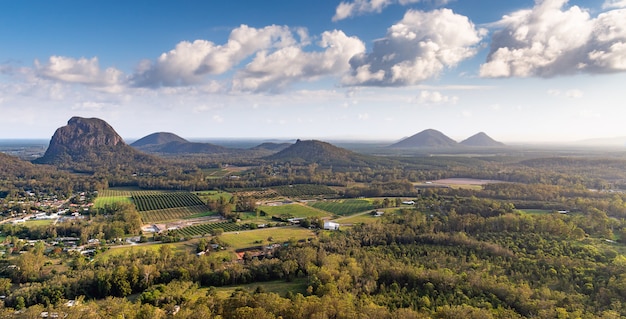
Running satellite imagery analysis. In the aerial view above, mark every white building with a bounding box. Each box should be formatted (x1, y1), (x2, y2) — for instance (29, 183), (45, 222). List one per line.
(323, 221), (340, 230)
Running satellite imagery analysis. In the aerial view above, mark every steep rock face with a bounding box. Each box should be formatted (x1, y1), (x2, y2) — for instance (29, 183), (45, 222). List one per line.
(33, 117), (161, 172)
(43, 117), (125, 158)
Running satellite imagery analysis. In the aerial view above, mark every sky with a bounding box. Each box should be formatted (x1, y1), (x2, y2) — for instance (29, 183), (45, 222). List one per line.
(1, 0), (626, 143)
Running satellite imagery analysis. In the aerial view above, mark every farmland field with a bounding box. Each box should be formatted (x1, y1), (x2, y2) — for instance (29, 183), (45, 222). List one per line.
(173, 221), (241, 238)
(132, 192), (205, 212)
(308, 199), (374, 216)
(93, 195), (133, 209)
(273, 184), (337, 197)
(139, 206), (216, 223)
(23, 219), (55, 227)
(219, 227), (315, 250)
(334, 212), (380, 224)
(257, 203), (330, 219)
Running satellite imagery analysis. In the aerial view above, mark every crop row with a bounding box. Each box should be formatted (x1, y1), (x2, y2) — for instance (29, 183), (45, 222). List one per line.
(174, 222), (241, 237)
(132, 192), (205, 212)
(139, 206), (212, 223)
(309, 199), (374, 216)
(273, 184), (337, 197)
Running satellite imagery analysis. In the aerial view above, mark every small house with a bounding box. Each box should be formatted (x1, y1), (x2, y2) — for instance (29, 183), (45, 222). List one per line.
(324, 221), (340, 231)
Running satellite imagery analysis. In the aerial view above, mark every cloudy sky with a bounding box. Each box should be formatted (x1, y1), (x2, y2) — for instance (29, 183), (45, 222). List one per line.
(1, 0), (625, 143)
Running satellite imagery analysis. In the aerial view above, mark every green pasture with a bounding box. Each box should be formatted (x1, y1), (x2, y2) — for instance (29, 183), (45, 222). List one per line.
(219, 227), (315, 250)
(139, 206), (216, 223)
(334, 213), (380, 225)
(257, 204), (330, 219)
(202, 168), (231, 179)
(24, 219), (55, 227)
(517, 209), (554, 215)
(94, 195), (133, 209)
(209, 278), (309, 298)
(308, 199), (375, 216)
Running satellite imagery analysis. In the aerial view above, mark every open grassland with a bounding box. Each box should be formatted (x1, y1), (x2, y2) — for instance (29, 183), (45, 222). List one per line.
(94, 195), (133, 209)
(23, 219), (55, 227)
(308, 199), (374, 216)
(257, 203), (330, 218)
(209, 278), (309, 298)
(219, 227), (315, 250)
(517, 209), (554, 215)
(139, 206), (216, 223)
(195, 191), (233, 203)
(334, 213), (380, 225)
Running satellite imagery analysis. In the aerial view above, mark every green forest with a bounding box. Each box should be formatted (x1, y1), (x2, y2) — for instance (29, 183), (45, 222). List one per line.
(3, 144), (626, 318)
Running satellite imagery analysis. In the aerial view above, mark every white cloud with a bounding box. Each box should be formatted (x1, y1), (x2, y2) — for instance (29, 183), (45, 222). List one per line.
(603, 0), (626, 9)
(548, 88), (584, 98)
(416, 90), (458, 104)
(232, 30), (365, 92)
(131, 24), (297, 87)
(358, 113), (370, 120)
(343, 9), (484, 86)
(332, 0), (454, 21)
(480, 0), (626, 78)
(34, 56), (124, 92)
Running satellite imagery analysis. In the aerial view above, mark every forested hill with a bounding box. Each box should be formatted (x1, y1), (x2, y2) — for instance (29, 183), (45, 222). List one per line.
(390, 129), (459, 148)
(264, 139), (394, 167)
(130, 132), (188, 147)
(460, 132), (505, 147)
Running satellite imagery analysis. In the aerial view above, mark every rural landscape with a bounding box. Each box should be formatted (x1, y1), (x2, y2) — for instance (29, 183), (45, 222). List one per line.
(1, 116), (626, 318)
(3, 0), (626, 318)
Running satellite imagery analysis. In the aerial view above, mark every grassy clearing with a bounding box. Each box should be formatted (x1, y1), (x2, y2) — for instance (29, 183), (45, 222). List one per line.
(335, 213), (380, 225)
(23, 219), (55, 227)
(257, 204), (330, 219)
(219, 227), (315, 250)
(96, 242), (188, 262)
(209, 278), (309, 298)
(518, 209), (553, 215)
(139, 206), (216, 223)
(94, 195), (133, 209)
(309, 199), (374, 216)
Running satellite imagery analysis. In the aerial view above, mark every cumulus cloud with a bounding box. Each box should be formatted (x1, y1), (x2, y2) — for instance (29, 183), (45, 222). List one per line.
(232, 30), (365, 93)
(416, 90), (458, 104)
(34, 56), (124, 92)
(343, 9), (484, 86)
(603, 0), (626, 9)
(131, 25), (297, 87)
(480, 0), (626, 78)
(332, 0), (453, 21)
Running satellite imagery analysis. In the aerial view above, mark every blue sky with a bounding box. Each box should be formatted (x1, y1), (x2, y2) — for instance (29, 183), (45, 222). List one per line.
(1, 0), (625, 143)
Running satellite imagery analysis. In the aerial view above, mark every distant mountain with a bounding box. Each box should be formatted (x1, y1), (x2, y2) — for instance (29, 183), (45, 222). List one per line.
(250, 142), (292, 152)
(130, 131), (231, 154)
(33, 117), (162, 173)
(149, 141), (230, 154)
(460, 132), (505, 147)
(265, 139), (386, 166)
(389, 129), (458, 148)
(131, 132), (188, 147)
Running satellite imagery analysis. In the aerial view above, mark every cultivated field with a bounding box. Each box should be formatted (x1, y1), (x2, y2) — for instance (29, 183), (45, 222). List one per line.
(219, 227), (315, 250)
(257, 203), (330, 219)
(139, 206), (216, 223)
(309, 199), (374, 216)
